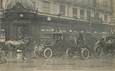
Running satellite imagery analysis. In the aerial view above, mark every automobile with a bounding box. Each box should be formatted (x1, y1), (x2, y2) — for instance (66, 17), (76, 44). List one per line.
(94, 35), (115, 57)
(66, 32), (97, 59)
(34, 32), (97, 59)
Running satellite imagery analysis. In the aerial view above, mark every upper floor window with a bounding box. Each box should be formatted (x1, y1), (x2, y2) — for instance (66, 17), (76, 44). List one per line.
(95, 12), (99, 19)
(42, 1), (50, 13)
(0, 0), (3, 8)
(103, 0), (110, 8)
(80, 9), (85, 19)
(73, 8), (78, 18)
(104, 14), (108, 22)
(95, 12), (103, 23)
(59, 5), (66, 16)
(87, 10), (91, 20)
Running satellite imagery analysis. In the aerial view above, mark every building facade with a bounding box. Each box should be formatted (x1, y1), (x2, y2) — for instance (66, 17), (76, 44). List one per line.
(0, 0), (113, 40)
(111, 0), (115, 32)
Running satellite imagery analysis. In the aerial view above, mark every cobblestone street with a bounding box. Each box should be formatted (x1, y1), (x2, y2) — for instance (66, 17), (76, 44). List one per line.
(0, 56), (114, 71)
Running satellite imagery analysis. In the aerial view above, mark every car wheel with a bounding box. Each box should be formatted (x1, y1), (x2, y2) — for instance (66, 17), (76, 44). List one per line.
(43, 48), (53, 59)
(66, 48), (74, 57)
(81, 48), (90, 59)
(95, 46), (104, 57)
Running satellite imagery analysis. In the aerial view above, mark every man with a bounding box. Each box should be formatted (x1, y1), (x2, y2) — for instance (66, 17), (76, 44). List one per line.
(23, 37), (34, 63)
(77, 32), (85, 48)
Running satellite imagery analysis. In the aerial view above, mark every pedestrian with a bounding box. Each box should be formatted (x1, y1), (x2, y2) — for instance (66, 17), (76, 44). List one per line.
(23, 37), (34, 63)
(2, 43), (8, 57)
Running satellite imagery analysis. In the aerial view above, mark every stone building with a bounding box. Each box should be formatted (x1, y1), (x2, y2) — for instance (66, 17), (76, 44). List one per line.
(0, 0), (5, 42)
(0, 0), (113, 40)
(0, 0), (3, 30)
(111, 0), (115, 32)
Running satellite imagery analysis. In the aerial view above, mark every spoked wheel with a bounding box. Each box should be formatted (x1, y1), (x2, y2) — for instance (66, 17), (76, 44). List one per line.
(43, 48), (53, 59)
(66, 48), (75, 57)
(0, 57), (7, 64)
(0, 51), (7, 64)
(95, 46), (104, 57)
(81, 48), (90, 59)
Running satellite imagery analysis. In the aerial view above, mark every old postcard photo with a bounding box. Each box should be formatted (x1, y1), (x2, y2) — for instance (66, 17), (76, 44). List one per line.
(0, 0), (114, 71)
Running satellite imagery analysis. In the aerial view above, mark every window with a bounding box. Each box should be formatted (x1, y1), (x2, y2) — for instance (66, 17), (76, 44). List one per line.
(59, 5), (66, 16)
(87, 10), (91, 20)
(41, 26), (54, 32)
(73, 8), (77, 17)
(80, 9), (85, 19)
(95, 12), (103, 23)
(104, 14), (108, 22)
(42, 1), (50, 13)
(95, 12), (99, 20)
(0, 0), (3, 8)
(103, 0), (109, 8)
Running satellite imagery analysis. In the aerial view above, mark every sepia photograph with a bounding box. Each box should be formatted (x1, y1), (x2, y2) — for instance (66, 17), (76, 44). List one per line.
(0, 0), (114, 71)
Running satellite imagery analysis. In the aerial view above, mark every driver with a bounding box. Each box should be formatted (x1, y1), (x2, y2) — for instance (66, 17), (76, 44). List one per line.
(77, 32), (85, 48)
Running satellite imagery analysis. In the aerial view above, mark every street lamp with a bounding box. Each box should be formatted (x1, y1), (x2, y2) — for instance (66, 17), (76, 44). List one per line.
(47, 16), (51, 21)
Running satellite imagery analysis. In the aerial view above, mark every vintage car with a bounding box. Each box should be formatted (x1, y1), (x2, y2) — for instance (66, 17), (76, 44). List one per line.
(34, 32), (97, 59)
(66, 32), (97, 59)
(94, 35), (115, 57)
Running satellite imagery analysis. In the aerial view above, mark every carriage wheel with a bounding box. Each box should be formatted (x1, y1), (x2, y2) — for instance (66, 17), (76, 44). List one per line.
(43, 48), (53, 59)
(66, 48), (74, 57)
(81, 48), (90, 59)
(95, 47), (104, 57)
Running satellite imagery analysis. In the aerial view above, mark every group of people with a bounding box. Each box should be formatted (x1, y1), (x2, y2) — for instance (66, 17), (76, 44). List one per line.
(0, 37), (35, 63)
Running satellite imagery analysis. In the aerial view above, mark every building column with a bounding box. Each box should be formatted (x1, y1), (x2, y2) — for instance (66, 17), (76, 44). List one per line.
(0, 9), (3, 32)
(0, 0), (3, 32)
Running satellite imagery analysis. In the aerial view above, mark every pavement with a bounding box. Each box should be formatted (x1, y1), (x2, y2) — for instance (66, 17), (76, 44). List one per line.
(0, 56), (115, 71)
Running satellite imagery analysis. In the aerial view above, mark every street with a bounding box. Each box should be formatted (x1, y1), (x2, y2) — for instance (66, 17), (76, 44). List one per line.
(0, 56), (114, 71)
